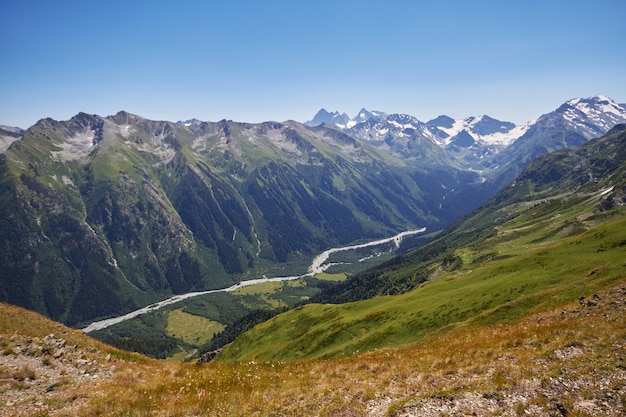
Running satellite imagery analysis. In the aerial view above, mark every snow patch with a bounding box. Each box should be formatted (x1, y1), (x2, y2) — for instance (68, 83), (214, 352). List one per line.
(599, 186), (614, 197)
(436, 116), (529, 147)
(562, 95), (626, 132)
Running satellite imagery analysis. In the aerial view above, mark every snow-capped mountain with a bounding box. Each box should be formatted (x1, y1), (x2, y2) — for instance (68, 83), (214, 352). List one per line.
(347, 113), (429, 142)
(308, 108), (524, 151)
(554, 95), (626, 135)
(305, 109), (351, 128)
(502, 94), (626, 159)
(176, 118), (205, 127)
(322, 111), (525, 167)
(427, 115), (527, 147)
(305, 108), (386, 129)
(306, 95), (626, 163)
(352, 108), (388, 125)
(487, 95), (626, 188)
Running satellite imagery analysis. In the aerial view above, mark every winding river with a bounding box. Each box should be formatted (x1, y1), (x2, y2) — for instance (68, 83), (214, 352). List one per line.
(82, 228), (426, 333)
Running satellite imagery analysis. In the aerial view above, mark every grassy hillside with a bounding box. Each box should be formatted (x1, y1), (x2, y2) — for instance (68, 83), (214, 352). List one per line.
(218, 206), (626, 362)
(2, 280), (625, 416)
(217, 126), (626, 362)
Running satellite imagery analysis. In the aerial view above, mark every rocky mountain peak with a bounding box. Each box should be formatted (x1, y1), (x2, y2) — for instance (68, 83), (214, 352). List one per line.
(305, 108), (350, 127)
(427, 115), (455, 129)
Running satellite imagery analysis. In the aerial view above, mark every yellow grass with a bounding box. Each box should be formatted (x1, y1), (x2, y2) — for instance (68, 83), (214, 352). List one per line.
(2, 280), (617, 416)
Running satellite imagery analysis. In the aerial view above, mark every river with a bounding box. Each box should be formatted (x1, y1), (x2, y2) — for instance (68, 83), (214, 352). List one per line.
(82, 227), (426, 333)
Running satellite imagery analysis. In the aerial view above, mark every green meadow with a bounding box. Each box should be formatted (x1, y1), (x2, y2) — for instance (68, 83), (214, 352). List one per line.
(218, 190), (626, 361)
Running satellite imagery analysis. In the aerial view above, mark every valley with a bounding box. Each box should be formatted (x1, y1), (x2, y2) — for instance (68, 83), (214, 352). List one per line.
(1, 209), (624, 414)
(218, 175), (626, 362)
(82, 227), (426, 333)
(5, 0), (626, 413)
(1, 97), (626, 415)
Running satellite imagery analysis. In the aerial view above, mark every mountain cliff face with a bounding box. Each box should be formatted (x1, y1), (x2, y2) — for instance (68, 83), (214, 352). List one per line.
(0, 112), (473, 326)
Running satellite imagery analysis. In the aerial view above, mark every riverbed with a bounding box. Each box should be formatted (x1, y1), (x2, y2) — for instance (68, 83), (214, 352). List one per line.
(82, 228), (426, 333)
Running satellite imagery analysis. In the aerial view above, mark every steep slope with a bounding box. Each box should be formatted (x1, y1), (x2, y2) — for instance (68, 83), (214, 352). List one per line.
(0, 112), (476, 326)
(3, 283), (625, 416)
(0, 301), (155, 417)
(217, 125), (626, 362)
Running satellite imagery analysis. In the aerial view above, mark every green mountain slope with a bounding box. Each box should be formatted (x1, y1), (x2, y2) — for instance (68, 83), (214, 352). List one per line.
(0, 112), (478, 326)
(217, 125), (626, 362)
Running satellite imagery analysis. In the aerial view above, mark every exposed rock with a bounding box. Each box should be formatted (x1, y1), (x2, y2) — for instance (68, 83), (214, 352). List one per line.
(0, 332), (118, 416)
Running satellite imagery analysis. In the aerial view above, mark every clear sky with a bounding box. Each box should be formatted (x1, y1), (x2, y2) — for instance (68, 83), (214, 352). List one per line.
(2, 0), (625, 128)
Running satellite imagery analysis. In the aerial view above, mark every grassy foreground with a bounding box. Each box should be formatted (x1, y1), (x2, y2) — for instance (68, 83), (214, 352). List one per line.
(1, 279), (625, 416)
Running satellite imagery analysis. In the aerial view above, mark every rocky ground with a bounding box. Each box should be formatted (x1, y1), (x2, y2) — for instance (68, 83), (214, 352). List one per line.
(0, 332), (117, 416)
(370, 287), (626, 417)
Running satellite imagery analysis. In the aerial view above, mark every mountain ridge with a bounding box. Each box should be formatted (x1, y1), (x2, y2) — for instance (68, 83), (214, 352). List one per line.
(302, 96), (626, 194)
(0, 111), (472, 326)
(305, 95), (625, 148)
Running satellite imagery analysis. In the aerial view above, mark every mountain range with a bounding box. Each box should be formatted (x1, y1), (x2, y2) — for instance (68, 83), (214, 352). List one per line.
(1, 95), (625, 331)
(306, 95), (624, 146)
(308, 94), (626, 194)
(2, 122), (625, 416)
(218, 122), (626, 362)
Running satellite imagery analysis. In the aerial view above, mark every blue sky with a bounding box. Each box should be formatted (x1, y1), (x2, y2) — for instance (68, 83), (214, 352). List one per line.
(2, 0), (625, 128)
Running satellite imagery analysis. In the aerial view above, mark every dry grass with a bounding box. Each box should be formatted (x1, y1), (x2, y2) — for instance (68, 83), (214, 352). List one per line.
(47, 281), (622, 416)
(1, 279), (625, 416)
